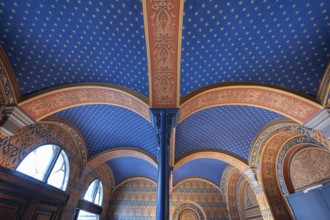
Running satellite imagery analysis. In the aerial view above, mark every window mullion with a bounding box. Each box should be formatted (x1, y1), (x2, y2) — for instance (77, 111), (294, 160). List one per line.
(43, 146), (61, 182)
(92, 179), (100, 203)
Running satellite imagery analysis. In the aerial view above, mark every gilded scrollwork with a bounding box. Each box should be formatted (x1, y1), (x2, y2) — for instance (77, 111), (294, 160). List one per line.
(291, 148), (330, 191)
(19, 86), (150, 121)
(180, 86), (322, 123)
(151, 0), (175, 105)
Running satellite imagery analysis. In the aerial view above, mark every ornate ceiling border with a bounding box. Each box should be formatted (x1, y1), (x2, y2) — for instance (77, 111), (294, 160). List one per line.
(277, 139), (326, 195)
(113, 177), (157, 192)
(18, 83), (150, 122)
(249, 118), (298, 167)
(259, 131), (298, 219)
(317, 62), (330, 107)
(220, 165), (242, 217)
(84, 147), (157, 175)
(236, 176), (248, 220)
(174, 151), (249, 174)
(40, 116), (88, 166)
(172, 177), (222, 193)
(172, 201), (207, 220)
(0, 46), (21, 104)
(180, 83), (322, 124)
(142, 0), (184, 108)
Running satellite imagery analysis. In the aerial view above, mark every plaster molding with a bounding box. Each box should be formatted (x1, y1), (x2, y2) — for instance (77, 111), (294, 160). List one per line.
(0, 105), (35, 136)
(304, 108), (330, 139)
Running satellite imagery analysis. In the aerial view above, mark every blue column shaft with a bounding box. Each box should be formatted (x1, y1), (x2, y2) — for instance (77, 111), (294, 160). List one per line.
(156, 112), (170, 220)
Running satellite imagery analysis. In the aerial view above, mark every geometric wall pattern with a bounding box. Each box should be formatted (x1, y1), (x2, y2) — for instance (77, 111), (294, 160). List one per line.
(109, 178), (157, 220)
(244, 183), (262, 220)
(290, 147), (330, 191)
(171, 179), (229, 220)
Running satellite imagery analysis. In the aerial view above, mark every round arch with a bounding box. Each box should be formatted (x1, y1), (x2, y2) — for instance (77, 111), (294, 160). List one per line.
(180, 83), (322, 124)
(259, 131), (298, 219)
(174, 151), (249, 174)
(113, 177), (157, 191)
(283, 145), (330, 193)
(277, 137), (326, 195)
(172, 177), (222, 192)
(172, 201), (207, 220)
(84, 147), (157, 175)
(19, 83), (150, 122)
(41, 116), (88, 166)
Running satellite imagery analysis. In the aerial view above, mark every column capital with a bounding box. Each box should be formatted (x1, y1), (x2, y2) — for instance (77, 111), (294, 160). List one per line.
(304, 108), (330, 139)
(0, 105), (35, 136)
(244, 168), (258, 183)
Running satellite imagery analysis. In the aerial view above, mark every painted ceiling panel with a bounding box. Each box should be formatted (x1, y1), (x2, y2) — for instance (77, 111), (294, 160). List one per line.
(173, 158), (228, 186)
(181, 0), (330, 96)
(54, 105), (158, 158)
(107, 156), (157, 185)
(0, 0), (148, 96)
(175, 106), (283, 160)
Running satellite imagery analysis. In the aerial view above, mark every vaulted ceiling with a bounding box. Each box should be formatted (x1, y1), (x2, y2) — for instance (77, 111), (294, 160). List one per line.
(0, 0), (329, 187)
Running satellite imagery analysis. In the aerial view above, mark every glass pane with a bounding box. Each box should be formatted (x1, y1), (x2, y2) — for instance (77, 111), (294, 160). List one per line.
(77, 210), (99, 220)
(16, 145), (57, 181)
(47, 150), (70, 190)
(84, 180), (98, 203)
(95, 182), (103, 206)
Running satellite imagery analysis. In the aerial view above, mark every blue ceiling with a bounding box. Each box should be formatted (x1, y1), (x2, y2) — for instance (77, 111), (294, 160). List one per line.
(0, 0), (329, 191)
(173, 158), (228, 186)
(107, 156), (157, 185)
(175, 106), (283, 160)
(0, 0), (148, 96)
(54, 105), (158, 158)
(181, 0), (330, 96)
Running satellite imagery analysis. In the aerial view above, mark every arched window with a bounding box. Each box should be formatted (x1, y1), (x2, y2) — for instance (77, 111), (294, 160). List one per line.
(83, 179), (103, 206)
(76, 179), (104, 219)
(16, 144), (70, 191)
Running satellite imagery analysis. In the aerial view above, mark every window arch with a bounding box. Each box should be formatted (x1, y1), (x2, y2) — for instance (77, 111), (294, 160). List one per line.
(16, 144), (70, 191)
(83, 179), (104, 206)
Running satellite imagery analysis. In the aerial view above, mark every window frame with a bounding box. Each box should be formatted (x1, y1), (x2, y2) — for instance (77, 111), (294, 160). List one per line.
(15, 144), (70, 191)
(83, 179), (103, 207)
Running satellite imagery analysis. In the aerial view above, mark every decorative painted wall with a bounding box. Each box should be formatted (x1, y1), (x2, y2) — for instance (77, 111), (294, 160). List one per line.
(260, 132), (296, 219)
(244, 182), (262, 220)
(0, 122), (114, 219)
(290, 147), (330, 191)
(109, 178), (157, 220)
(73, 164), (113, 220)
(171, 179), (229, 220)
(277, 136), (325, 195)
(172, 202), (206, 220)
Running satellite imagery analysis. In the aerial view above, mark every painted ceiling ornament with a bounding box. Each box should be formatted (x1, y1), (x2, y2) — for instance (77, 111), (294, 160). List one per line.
(291, 148), (330, 191)
(179, 86), (322, 124)
(152, 0), (175, 106)
(144, 0), (182, 108)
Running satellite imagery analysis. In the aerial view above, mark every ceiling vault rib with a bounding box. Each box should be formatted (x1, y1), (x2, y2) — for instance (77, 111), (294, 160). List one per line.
(142, 0), (184, 108)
